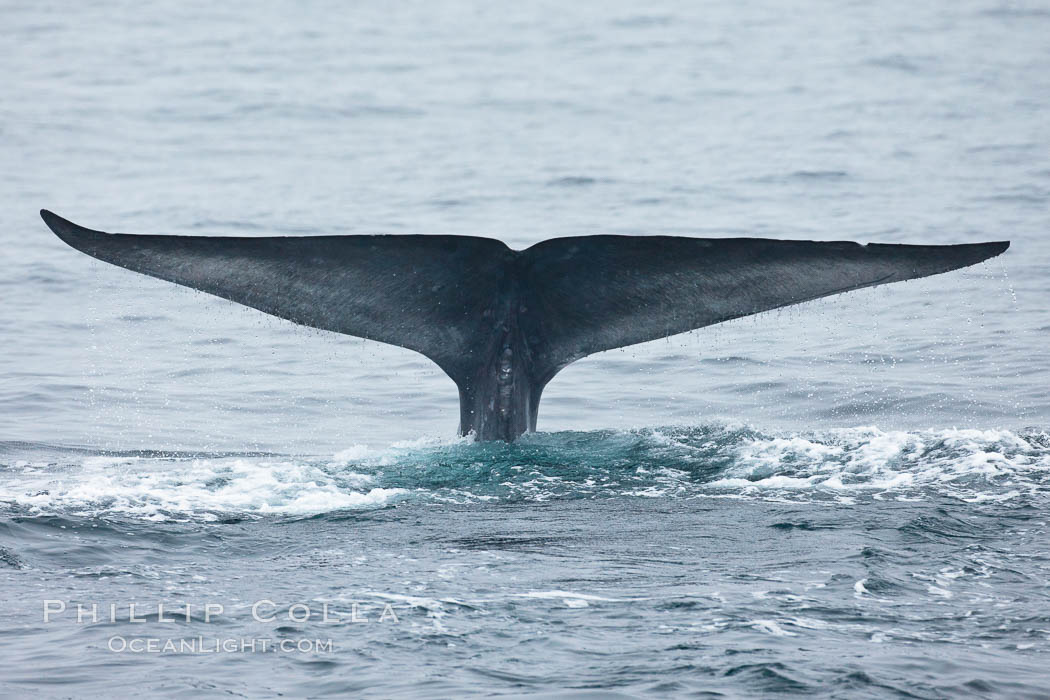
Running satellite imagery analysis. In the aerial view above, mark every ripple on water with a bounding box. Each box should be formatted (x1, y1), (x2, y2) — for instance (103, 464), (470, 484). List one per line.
(0, 424), (1047, 521)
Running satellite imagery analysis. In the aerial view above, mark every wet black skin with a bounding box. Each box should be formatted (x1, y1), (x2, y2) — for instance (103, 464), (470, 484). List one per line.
(41, 210), (1009, 442)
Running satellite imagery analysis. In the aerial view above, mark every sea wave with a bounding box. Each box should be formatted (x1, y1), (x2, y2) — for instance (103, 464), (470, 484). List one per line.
(1, 425), (1047, 520)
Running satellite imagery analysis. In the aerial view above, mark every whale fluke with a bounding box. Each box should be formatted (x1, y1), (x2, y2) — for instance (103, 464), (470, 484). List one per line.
(41, 209), (513, 383)
(522, 234), (1010, 380)
(41, 209), (1009, 441)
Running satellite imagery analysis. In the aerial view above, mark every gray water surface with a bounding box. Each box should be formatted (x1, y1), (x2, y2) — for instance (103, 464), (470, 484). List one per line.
(2, 0), (1049, 697)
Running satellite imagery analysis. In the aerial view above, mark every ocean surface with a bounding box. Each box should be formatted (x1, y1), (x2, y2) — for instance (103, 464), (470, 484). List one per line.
(2, 0), (1049, 697)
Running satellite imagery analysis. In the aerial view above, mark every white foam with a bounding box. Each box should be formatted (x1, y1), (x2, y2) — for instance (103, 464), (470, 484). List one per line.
(751, 619), (797, 636)
(703, 426), (1049, 501)
(0, 456), (406, 520)
(362, 592), (445, 612)
(785, 616), (829, 630)
(332, 444), (374, 462)
(517, 591), (625, 602)
(390, 434), (474, 450)
(2, 425), (1045, 517)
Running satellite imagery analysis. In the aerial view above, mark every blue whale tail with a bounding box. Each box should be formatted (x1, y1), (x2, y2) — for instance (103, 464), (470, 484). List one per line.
(41, 209), (1009, 441)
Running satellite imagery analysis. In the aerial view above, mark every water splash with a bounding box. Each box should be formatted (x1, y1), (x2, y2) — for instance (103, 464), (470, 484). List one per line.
(2, 425), (1047, 520)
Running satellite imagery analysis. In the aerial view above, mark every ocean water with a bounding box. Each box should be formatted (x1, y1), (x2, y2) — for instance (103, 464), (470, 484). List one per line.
(2, 0), (1049, 697)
